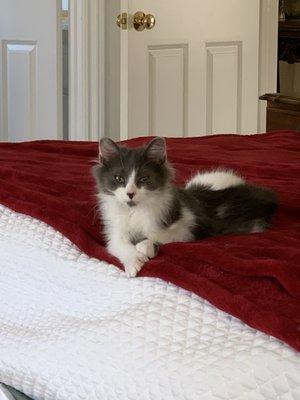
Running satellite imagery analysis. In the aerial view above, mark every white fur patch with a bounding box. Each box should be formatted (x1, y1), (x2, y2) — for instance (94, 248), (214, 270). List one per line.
(99, 185), (195, 277)
(99, 187), (173, 277)
(114, 170), (137, 204)
(186, 169), (245, 191)
(125, 170), (137, 195)
(250, 220), (266, 234)
(148, 206), (195, 244)
(136, 239), (157, 258)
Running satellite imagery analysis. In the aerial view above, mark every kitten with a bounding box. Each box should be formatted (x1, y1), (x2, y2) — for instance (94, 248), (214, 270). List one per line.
(93, 137), (277, 277)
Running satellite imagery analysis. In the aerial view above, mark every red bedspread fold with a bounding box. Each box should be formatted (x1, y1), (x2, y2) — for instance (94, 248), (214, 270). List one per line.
(0, 131), (299, 351)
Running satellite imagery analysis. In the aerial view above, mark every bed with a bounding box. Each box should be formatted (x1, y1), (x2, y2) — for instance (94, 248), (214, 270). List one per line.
(0, 131), (299, 400)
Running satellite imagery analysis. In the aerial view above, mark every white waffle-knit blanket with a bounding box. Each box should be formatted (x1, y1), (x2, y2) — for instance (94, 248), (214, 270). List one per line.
(0, 205), (299, 400)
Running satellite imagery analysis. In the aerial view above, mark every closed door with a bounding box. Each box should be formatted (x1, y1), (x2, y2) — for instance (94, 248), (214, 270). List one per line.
(0, 0), (62, 141)
(120, 0), (261, 139)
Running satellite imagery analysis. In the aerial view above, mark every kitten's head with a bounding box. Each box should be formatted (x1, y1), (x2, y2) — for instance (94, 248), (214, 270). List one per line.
(93, 137), (173, 207)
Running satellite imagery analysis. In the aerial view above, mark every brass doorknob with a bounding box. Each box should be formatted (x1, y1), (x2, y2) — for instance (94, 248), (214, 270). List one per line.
(133, 11), (156, 31)
(116, 13), (127, 30)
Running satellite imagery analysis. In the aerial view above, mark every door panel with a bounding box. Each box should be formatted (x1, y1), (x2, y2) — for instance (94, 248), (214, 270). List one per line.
(124, 0), (260, 138)
(206, 42), (242, 135)
(2, 42), (37, 141)
(0, 0), (62, 141)
(149, 45), (187, 137)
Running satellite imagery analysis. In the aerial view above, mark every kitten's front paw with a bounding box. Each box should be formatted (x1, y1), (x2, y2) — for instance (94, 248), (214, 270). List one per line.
(136, 239), (159, 259)
(123, 251), (149, 278)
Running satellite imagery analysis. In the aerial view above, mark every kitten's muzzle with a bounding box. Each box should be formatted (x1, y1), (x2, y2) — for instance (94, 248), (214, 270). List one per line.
(127, 200), (137, 207)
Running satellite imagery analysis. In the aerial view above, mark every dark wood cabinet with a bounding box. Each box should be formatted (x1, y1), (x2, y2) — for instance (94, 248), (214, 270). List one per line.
(259, 93), (300, 132)
(278, 19), (300, 65)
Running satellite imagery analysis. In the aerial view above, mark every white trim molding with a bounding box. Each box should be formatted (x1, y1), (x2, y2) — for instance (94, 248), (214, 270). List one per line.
(69, 0), (105, 141)
(120, 0), (129, 141)
(56, 0), (63, 140)
(258, 0), (279, 133)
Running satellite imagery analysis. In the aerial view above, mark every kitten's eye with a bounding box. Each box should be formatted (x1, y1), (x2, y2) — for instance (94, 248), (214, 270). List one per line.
(115, 175), (125, 184)
(139, 176), (149, 183)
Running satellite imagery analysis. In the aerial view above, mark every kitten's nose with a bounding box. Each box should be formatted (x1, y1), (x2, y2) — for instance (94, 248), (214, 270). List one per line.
(127, 192), (135, 199)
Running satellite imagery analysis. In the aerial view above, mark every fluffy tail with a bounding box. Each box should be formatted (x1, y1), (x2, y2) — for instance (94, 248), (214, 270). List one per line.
(186, 169), (245, 191)
(185, 169), (278, 236)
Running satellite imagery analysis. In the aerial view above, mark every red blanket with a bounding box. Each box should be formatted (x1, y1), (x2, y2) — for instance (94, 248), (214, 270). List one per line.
(0, 131), (299, 351)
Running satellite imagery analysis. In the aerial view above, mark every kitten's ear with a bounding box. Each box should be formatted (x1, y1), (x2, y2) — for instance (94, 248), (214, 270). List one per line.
(99, 138), (120, 164)
(145, 137), (166, 164)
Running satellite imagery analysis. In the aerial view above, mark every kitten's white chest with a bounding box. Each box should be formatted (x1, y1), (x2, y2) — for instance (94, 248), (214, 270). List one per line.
(100, 192), (195, 246)
(101, 196), (158, 238)
(127, 207), (158, 235)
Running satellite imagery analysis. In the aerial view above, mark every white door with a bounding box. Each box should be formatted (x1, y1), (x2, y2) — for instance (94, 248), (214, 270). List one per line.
(120, 0), (261, 139)
(0, 0), (62, 141)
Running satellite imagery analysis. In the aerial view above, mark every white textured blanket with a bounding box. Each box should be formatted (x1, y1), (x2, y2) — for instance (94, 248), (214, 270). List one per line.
(0, 205), (299, 400)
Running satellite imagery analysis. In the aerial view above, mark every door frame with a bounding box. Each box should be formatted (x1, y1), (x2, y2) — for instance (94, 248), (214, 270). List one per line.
(69, 0), (278, 141)
(57, 0), (64, 140)
(258, 0), (279, 132)
(69, 0), (105, 141)
(120, 0), (129, 141)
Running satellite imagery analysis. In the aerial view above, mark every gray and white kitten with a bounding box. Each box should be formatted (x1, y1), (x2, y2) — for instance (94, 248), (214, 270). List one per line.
(93, 137), (277, 277)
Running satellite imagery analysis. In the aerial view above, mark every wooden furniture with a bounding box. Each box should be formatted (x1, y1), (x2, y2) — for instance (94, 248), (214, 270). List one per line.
(260, 19), (300, 132)
(259, 93), (300, 132)
(278, 19), (300, 65)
